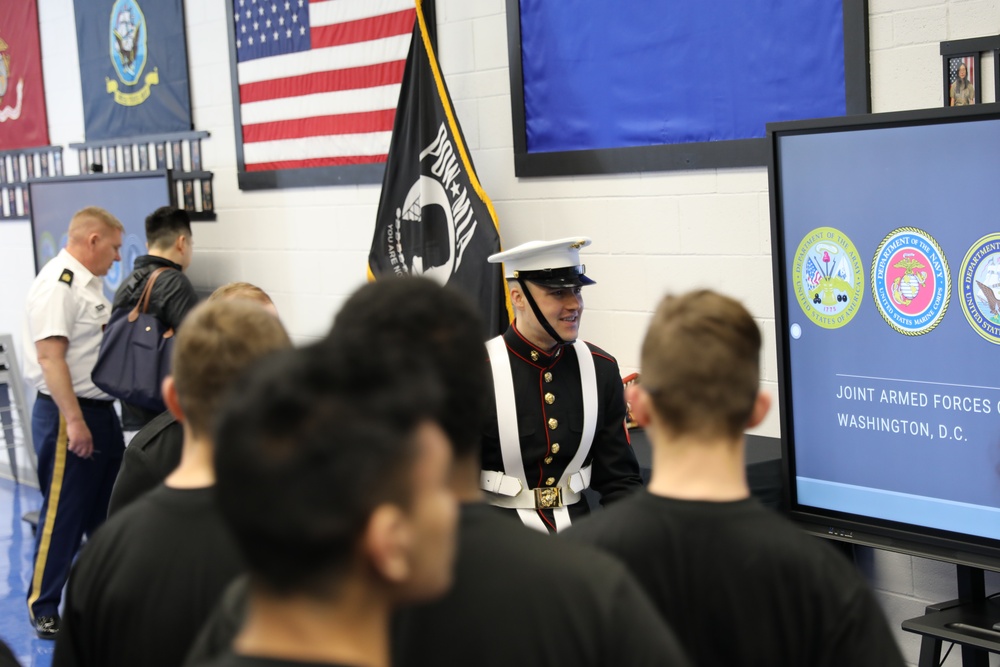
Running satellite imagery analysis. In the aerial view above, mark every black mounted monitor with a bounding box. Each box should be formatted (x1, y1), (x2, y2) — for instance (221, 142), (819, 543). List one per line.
(769, 105), (1000, 570)
(28, 171), (172, 302)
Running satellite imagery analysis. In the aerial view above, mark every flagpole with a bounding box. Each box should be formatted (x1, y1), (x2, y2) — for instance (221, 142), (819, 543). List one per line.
(413, 0), (513, 322)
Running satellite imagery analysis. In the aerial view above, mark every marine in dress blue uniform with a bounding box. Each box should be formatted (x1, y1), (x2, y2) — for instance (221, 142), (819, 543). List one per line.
(481, 238), (642, 532)
(21, 208), (126, 638)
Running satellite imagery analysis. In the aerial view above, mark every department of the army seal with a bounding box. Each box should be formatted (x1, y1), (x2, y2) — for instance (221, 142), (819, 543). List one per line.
(959, 233), (1000, 345)
(870, 227), (950, 336)
(792, 227), (864, 329)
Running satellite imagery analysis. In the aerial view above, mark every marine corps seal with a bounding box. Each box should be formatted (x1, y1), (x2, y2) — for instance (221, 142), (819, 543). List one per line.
(0, 36), (24, 122)
(0, 37), (10, 104)
(871, 227), (950, 336)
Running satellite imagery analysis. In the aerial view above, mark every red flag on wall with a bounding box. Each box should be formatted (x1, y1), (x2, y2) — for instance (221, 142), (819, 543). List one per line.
(0, 0), (50, 149)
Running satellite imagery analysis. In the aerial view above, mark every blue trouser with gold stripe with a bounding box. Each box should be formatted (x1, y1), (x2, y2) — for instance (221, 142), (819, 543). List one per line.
(27, 394), (123, 620)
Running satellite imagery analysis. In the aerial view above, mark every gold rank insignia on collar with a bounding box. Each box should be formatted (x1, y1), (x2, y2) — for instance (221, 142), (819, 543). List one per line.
(59, 269), (74, 286)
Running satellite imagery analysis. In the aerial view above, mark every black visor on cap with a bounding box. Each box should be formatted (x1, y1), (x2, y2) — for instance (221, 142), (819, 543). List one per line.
(515, 265), (596, 288)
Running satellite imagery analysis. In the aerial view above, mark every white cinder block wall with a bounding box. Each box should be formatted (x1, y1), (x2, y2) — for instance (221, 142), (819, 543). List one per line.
(0, 0), (996, 663)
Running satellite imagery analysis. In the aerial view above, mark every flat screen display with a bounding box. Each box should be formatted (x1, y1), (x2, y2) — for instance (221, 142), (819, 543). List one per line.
(28, 172), (171, 301)
(770, 107), (1000, 564)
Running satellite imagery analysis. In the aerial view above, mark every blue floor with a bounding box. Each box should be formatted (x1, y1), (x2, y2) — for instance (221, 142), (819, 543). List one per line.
(0, 476), (53, 667)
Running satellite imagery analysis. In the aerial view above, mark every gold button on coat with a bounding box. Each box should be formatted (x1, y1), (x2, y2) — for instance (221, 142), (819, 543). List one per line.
(544, 393), (555, 405)
(544, 372), (553, 383)
(548, 418), (558, 430)
(530, 350), (539, 361)
(544, 456), (553, 464)
(551, 443), (560, 453)
(545, 477), (556, 486)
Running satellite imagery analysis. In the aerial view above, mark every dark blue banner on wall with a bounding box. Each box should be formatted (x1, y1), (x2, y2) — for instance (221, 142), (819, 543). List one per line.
(75, 0), (192, 140)
(519, 0), (847, 153)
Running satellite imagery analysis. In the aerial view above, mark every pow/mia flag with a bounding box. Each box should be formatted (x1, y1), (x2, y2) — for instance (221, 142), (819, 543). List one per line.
(367, 0), (511, 338)
(75, 0), (192, 140)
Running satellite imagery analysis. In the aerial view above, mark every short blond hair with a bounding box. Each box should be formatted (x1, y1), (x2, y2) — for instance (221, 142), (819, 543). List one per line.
(641, 290), (761, 440)
(69, 206), (124, 236)
(208, 282), (274, 307)
(172, 300), (291, 437)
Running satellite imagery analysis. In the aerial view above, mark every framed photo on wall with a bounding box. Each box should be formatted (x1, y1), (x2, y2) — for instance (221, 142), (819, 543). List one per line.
(943, 53), (980, 107)
(940, 36), (1000, 107)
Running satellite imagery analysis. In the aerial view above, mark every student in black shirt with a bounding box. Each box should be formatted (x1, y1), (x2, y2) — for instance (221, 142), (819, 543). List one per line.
(107, 282), (278, 517)
(190, 337), (458, 667)
(53, 301), (291, 667)
(105, 411), (182, 516)
(564, 290), (905, 667)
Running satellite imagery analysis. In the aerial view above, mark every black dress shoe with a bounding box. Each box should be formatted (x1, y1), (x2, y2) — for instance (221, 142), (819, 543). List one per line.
(34, 615), (59, 639)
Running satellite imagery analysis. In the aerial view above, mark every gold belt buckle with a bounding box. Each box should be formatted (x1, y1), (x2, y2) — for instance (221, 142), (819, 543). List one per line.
(534, 487), (563, 509)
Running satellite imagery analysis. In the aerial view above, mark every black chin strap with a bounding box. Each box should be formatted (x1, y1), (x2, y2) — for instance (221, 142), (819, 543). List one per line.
(517, 278), (567, 347)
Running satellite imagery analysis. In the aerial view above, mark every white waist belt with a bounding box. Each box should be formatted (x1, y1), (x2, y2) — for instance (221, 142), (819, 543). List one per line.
(485, 335), (598, 533)
(481, 465), (592, 510)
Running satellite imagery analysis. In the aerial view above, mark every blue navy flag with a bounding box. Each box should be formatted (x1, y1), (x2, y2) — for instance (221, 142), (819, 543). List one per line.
(75, 0), (192, 140)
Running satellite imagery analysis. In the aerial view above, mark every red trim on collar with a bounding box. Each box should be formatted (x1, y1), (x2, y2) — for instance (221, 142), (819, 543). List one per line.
(511, 323), (552, 355)
(505, 344), (542, 368)
(507, 324), (564, 369)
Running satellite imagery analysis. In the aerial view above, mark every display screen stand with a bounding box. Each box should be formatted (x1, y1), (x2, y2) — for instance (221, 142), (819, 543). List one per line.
(903, 566), (1000, 666)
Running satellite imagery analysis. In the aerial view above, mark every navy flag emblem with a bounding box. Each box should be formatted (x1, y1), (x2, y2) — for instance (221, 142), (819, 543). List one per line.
(74, 0), (191, 139)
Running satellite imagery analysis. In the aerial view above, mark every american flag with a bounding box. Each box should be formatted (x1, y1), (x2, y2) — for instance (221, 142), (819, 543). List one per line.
(948, 56), (975, 87)
(232, 0), (415, 172)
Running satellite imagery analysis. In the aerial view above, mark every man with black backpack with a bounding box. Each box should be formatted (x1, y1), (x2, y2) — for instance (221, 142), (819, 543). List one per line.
(111, 206), (198, 437)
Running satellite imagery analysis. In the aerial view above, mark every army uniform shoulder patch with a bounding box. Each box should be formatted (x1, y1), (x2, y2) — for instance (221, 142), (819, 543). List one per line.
(59, 269), (74, 286)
